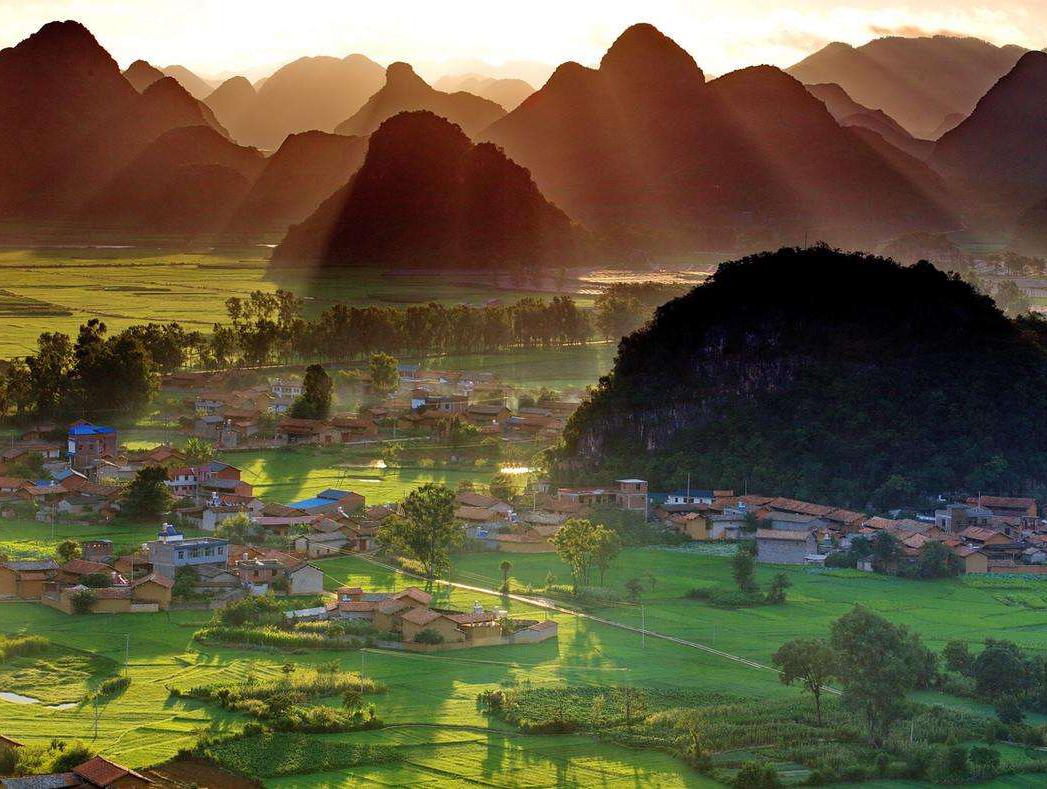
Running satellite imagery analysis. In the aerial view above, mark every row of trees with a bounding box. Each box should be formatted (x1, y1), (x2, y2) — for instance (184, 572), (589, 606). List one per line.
(214, 291), (595, 367)
(0, 289), (603, 420)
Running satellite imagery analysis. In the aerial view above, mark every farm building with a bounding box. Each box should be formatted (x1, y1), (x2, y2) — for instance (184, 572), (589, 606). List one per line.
(756, 529), (818, 564)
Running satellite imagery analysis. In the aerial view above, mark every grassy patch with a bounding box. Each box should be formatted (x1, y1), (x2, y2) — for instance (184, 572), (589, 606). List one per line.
(0, 639), (117, 705)
(201, 732), (402, 778)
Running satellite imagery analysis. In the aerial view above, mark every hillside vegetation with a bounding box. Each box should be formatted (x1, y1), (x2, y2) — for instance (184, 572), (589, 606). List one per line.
(556, 247), (1047, 506)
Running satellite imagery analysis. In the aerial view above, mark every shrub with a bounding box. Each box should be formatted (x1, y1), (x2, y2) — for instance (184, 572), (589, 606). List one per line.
(0, 634), (49, 661)
(69, 588), (96, 615)
(80, 572), (111, 588)
(97, 676), (130, 697)
(194, 625), (363, 651)
(50, 742), (94, 773)
(414, 628), (444, 645)
(733, 761), (781, 788)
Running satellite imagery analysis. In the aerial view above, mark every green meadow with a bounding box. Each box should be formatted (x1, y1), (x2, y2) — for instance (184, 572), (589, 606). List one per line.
(0, 247), (606, 359)
(7, 549), (1047, 785)
(224, 446), (497, 506)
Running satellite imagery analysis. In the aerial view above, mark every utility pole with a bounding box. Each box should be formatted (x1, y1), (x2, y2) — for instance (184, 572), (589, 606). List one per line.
(124, 633), (130, 673)
(641, 605), (645, 649)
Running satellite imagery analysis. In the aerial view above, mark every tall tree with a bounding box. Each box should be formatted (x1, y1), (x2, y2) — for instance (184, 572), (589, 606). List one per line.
(376, 483), (460, 587)
(772, 637), (838, 725)
(369, 352), (399, 394)
(291, 364), (333, 419)
(732, 541), (758, 593)
(122, 466), (174, 520)
(830, 606), (932, 745)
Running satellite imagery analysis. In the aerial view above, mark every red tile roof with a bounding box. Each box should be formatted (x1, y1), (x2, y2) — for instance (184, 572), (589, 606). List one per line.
(393, 587), (432, 605)
(74, 755), (151, 786)
(400, 607), (443, 626)
(61, 559), (112, 576)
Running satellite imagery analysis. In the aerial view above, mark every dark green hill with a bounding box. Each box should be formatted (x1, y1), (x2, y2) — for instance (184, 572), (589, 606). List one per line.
(556, 247), (1047, 506)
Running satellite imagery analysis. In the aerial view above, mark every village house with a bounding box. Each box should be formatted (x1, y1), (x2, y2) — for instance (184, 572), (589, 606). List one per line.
(275, 417), (324, 445)
(935, 502), (994, 533)
(271, 378), (304, 401)
(667, 511), (712, 540)
(965, 495), (1037, 520)
(288, 488), (365, 516)
(462, 403), (512, 428)
(664, 488), (716, 506)
(146, 525), (229, 579)
(614, 479), (649, 512)
(237, 558), (324, 595)
(67, 421), (119, 471)
(0, 559), (59, 599)
(0, 755), (153, 788)
(82, 539), (114, 563)
(756, 528), (818, 564)
(326, 416), (380, 443)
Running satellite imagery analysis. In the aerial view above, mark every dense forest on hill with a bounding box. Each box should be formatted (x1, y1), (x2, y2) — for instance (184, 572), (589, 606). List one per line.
(555, 247), (1047, 507)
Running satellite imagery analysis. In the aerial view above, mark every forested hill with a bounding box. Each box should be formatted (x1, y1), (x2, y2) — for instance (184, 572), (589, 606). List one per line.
(556, 247), (1047, 507)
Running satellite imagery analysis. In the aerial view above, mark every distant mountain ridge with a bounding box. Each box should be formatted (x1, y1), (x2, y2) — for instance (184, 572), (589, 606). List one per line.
(787, 36), (1028, 138)
(219, 54), (386, 149)
(433, 74), (535, 110)
(931, 51), (1047, 214)
(483, 23), (953, 254)
(335, 62), (506, 137)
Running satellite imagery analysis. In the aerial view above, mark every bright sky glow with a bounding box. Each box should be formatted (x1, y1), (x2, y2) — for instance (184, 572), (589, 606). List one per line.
(0, 0), (1042, 82)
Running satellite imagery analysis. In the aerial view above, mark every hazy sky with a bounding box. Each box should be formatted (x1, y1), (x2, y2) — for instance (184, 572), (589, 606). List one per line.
(1, 0), (1043, 81)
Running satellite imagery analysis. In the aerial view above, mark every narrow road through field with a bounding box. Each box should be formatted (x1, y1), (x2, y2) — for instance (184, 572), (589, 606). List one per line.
(343, 553), (841, 693)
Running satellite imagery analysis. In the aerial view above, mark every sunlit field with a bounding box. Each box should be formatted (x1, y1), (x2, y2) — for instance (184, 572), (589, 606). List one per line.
(0, 247), (617, 358)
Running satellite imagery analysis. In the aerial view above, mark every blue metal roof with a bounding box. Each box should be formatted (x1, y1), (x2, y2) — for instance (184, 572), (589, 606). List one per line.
(68, 422), (115, 436)
(288, 497), (331, 510)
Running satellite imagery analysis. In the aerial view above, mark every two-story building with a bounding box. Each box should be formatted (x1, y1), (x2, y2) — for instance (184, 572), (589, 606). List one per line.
(146, 525), (229, 579)
(67, 421), (118, 470)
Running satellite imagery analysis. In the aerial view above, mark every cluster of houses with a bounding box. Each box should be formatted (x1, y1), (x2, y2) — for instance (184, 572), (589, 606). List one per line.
(323, 584), (557, 651)
(163, 366), (581, 450)
(0, 522), (328, 613)
(628, 483), (1047, 574)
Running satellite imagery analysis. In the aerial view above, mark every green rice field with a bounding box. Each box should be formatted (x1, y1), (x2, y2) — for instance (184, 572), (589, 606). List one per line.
(6, 549), (1047, 785)
(0, 246), (610, 359)
(224, 446), (497, 506)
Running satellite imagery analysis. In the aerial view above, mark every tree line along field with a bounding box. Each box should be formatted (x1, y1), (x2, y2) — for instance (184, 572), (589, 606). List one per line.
(0, 247), (609, 359)
(7, 550), (1047, 785)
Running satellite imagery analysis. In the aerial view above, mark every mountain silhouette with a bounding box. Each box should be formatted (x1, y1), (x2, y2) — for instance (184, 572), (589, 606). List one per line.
(1013, 198), (1047, 258)
(334, 62), (506, 137)
(227, 54), (385, 149)
(227, 130), (368, 237)
(932, 51), (1047, 214)
(273, 111), (583, 267)
(160, 65), (214, 99)
(80, 125), (264, 236)
(0, 21), (225, 225)
(123, 59), (165, 91)
(484, 23), (951, 253)
(805, 82), (932, 160)
(788, 36), (1027, 138)
(204, 76), (257, 138)
(434, 74), (535, 110)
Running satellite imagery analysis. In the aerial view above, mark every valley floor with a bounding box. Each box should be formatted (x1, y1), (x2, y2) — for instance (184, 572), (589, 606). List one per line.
(5, 548), (1047, 785)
